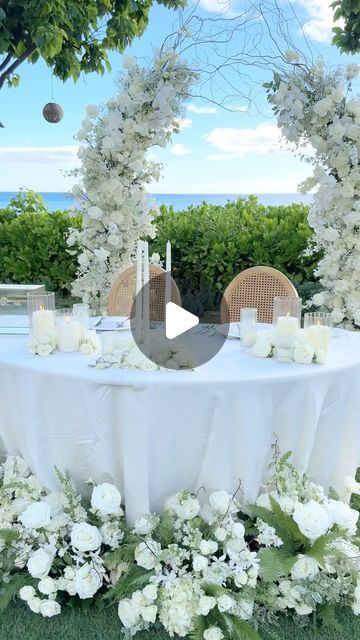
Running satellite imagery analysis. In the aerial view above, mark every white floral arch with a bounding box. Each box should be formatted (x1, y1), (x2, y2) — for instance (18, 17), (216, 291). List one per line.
(268, 58), (360, 326)
(68, 52), (196, 313)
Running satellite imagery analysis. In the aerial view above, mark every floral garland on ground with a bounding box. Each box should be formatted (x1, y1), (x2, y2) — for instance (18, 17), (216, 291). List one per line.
(68, 52), (196, 314)
(251, 330), (326, 364)
(267, 59), (360, 326)
(1, 443), (360, 638)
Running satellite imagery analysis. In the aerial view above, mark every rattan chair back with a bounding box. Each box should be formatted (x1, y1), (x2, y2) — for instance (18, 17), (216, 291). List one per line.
(107, 264), (181, 320)
(220, 266), (298, 324)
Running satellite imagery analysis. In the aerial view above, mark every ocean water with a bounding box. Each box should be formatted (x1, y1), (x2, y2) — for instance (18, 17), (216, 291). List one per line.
(0, 192), (312, 212)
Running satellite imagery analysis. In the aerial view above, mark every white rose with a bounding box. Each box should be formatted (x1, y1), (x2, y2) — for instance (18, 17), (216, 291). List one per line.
(133, 514), (158, 536)
(209, 491), (234, 516)
(293, 500), (332, 540)
(291, 555), (319, 581)
(27, 548), (53, 579)
(19, 501), (51, 529)
(19, 586), (36, 602)
(197, 595), (216, 616)
(70, 523), (102, 552)
(293, 341), (314, 365)
(28, 597), (42, 613)
(234, 570), (248, 587)
(217, 594), (235, 612)
(91, 483), (122, 516)
(344, 476), (360, 495)
(141, 604), (157, 623)
(37, 343), (53, 356)
(193, 554), (208, 572)
(175, 496), (201, 520)
(38, 576), (57, 595)
(237, 599), (254, 620)
(203, 627), (224, 640)
(40, 600), (61, 617)
(108, 234), (121, 247)
(75, 562), (103, 599)
(252, 338), (273, 358)
(118, 598), (141, 628)
(214, 527), (227, 542)
(87, 206), (103, 220)
(142, 584), (157, 602)
(135, 540), (161, 570)
(199, 539), (218, 556)
(295, 603), (313, 615)
(231, 522), (245, 539)
(326, 499), (359, 535)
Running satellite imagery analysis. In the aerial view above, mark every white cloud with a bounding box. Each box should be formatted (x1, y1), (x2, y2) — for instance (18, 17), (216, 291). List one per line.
(0, 145), (79, 164)
(176, 117), (193, 129)
(205, 123), (283, 159)
(296, 0), (341, 43)
(198, 0), (233, 14)
(171, 143), (192, 156)
(187, 104), (218, 114)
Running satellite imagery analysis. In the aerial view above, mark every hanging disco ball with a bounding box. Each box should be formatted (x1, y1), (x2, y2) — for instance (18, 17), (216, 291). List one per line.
(42, 102), (64, 123)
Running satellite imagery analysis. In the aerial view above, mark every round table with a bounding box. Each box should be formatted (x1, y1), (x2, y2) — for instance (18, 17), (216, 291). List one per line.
(1, 318), (360, 523)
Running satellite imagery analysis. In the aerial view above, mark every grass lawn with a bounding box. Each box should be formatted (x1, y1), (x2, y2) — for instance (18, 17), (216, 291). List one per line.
(1, 602), (359, 640)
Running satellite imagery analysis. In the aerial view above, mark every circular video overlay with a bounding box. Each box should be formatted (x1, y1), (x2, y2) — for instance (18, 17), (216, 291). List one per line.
(130, 273), (229, 370)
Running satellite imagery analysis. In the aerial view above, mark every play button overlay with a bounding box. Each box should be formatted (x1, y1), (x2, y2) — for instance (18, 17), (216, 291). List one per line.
(130, 273), (229, 370)
(165, 302), (199, 339)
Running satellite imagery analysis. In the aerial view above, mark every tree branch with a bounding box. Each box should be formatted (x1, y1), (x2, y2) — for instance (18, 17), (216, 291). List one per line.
(0, 53), (12, 73)
(0, 44), (37, 89)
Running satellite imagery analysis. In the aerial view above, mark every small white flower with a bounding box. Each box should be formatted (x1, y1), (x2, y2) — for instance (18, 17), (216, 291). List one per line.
(251, 337), (273, 358)
(217, 594), (235, 612)
(293, 341), (315, 365)
(209, 490), (235, 516)
(19, 586), (36, 602)
(70, 522), (102, 552)
(118, 598), (141, 628)
(75, 562), (103, 599)
(27, 597), (42, 613)
(291, 555), (319, 581)
(192, 554), (208, 572)
(91, 483), (122, 516)
(344, 476), (360, 495)
(203, 627), (224, 640)
(40, 600), (61, 617)
(135, 540), (161, 570)
(38, 576), (57, 595)
(199, 539), (218, 555)
(86, 104), (99, 118)
(27, 548), (54, 579)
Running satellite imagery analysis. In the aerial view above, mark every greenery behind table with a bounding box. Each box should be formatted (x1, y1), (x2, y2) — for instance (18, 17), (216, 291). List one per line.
(0, 191), (321, 313)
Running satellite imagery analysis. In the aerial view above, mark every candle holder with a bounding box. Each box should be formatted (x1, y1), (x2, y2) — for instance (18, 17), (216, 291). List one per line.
(55, 308), (82, 352)
(240, 308), (257, 347)
(304, 312), (332, 355)
(72, 303), (89, 337)
(273, 297), (302, 362)
(27, 291), (55, 337)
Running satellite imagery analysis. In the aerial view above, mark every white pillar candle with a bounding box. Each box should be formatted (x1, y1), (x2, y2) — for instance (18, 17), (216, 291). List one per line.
(143, 241), (149, 336)
(306, 324), (331, 352)
(32, 309), (56, 338)
(276, 315), (299, 336)
(165, 240), (172, 309)
(56, 318), (82, 352)
(101, 331), (117, 355)
(135, 240), (143, 342)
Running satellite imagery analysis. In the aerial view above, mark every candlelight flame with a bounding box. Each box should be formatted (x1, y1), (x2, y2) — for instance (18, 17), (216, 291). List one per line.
(64, 314), (71, 322)
(286, 312), (290, 318)
(39, 305), (45, 311)
(317, 319), (321, 326)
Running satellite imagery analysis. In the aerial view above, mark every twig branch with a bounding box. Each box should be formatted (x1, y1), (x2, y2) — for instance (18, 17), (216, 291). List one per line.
(0, 44), (37, 89)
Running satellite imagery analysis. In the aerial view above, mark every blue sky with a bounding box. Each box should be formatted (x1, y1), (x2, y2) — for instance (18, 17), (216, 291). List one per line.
(0, 0), (354, 194)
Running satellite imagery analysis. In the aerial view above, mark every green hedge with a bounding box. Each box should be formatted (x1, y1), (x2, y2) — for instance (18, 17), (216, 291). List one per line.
(0, 191), (81, 294)
(150, 196), (320, 313)
(0, 192), (320, 311)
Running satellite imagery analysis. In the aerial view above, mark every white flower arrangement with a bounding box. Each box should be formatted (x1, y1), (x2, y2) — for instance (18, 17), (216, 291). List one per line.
(0, 443), (359, 637)
(79, 331), (100, 355)
(28, 334), (56, 356)
(251, 331), (325, 364)
(92, 336), (195, 371)
(266, 61), (360, 327)
(68, 51), (197, 314)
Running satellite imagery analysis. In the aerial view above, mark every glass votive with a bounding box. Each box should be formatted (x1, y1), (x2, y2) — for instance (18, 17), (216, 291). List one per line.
(27, 291), (55, 338)
(273, 297), (302, 362)
(55, 308), (82, 352)
(240, 308), (257, 347)
(101, 331), (117, 355)
(304, 312), (332, 354)
(72, 303), (89, 337)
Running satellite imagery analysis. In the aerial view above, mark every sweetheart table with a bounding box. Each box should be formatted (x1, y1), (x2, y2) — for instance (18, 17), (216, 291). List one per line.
(1, 318), (360, 523)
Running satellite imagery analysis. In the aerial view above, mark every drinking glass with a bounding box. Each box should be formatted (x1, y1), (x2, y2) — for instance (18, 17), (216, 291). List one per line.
(240, 308), (257, 347)
(73, 303), (89, 337)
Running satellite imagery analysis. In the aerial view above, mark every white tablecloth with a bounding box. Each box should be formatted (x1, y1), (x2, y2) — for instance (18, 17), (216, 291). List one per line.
(1, 318), (360, 523)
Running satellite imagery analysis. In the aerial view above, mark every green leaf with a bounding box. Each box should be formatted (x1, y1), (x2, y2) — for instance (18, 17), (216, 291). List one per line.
(102, 543), (137, 569)
(0, 529), (19, 544)
(223, 613), (262, 640)
(102, 564), (153, 603)
(189, 616), (208, 640)
(258, 547), (297, 582)
(0, 574), (36, 613)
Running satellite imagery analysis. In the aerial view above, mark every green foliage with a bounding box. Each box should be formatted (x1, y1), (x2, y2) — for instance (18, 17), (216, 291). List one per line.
(0, 191), (81, 294)
(331, 0), (360, 53)
(223, 613), (262, 640)
(257, 548), (297, 583)
(102, 542), (137, 570)
(0, 574), (35, 613)
(150, 197), (319, 314)
(103, 564), (153, 604)
(0, 529), (19, 545)
(249, 497), (308, 554)
(0, 0), (185, 90)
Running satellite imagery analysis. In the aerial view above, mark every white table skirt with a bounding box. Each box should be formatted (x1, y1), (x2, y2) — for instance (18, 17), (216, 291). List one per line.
(1, 319), (360, 523)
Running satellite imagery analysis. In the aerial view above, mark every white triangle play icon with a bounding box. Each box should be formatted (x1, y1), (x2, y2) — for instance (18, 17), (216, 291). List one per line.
(165, 302), (199, 339)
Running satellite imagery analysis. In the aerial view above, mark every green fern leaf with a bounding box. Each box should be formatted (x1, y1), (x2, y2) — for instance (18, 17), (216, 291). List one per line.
(0, 574), (36, 612)
(102, 543), (137, 569)
(0, 529), (19, 544)
(189, 616), (208, 640)
(258, 547), (296, 582)
(102, 564), (153, 603)
(222, 613), (262, 640)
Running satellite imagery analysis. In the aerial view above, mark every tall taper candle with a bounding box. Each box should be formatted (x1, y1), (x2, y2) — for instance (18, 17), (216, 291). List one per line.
(135, 241), (143, 341)
(143, 241), (149, 337)
(165, 240), (171, 311)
